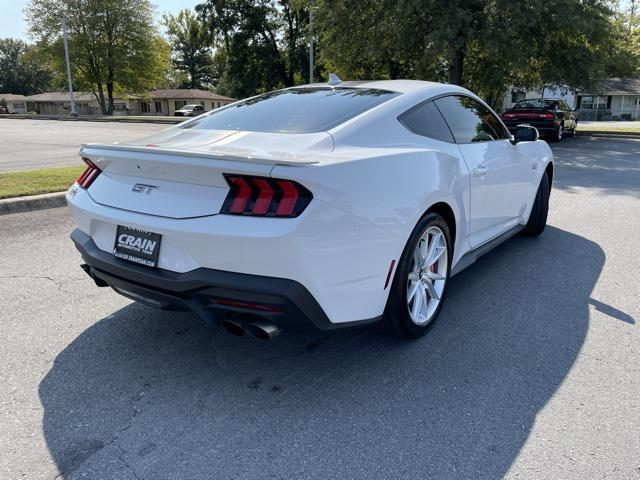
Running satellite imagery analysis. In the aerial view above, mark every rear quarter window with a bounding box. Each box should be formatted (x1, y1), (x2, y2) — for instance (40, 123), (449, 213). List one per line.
(398, 101), (454, 143)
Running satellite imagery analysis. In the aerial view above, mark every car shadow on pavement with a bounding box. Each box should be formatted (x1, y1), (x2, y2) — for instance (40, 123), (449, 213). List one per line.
(551, 136), (640, 196)
(40, 226), (607, 479)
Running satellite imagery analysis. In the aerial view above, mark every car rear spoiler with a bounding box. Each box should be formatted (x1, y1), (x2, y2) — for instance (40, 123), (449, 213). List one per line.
(79, 143), (321, 166)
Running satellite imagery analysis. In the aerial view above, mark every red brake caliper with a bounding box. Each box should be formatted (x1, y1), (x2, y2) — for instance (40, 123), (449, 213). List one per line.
(428, 234), (437, 272)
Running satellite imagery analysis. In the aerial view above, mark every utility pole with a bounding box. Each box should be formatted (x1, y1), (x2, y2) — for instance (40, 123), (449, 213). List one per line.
(309, 1), (314, 84)
(62, 16), (77, 118)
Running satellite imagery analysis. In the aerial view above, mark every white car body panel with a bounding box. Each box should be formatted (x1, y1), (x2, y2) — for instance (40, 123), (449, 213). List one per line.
(67, 79), (553, 327)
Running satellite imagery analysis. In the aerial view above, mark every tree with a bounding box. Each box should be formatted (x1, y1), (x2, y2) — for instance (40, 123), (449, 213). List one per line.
(164, 9), (215, 89)
(314, 0), (636, 109)
(0, 38), (52, 95)
(26, 0), (171, 114)
(196, 0), (310, 98)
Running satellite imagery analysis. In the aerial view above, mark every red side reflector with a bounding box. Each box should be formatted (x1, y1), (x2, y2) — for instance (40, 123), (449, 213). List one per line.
(384, 260), (396, 289)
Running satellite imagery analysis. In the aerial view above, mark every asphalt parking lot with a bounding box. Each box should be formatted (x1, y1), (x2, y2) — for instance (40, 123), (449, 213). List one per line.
(1, 135), (638, 479)
(0, 119), (166, 172)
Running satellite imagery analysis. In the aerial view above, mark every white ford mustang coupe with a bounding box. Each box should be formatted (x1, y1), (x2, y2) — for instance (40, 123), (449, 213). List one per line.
(67, 79), (553, 340)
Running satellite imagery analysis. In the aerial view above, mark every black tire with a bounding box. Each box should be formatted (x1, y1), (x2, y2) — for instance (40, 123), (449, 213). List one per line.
(549, 124), (563, 142)
(522, 172), (550, 236)
(383, 212), (452, 339)
(568, 120), (578, 137)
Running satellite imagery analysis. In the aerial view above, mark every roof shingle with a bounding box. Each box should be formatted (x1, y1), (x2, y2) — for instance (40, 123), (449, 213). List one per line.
(582, 78), (640, 95)
(148, 89), (235, 101)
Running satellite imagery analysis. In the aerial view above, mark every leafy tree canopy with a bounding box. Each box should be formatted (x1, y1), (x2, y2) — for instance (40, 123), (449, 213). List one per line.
(164, 9), (216, 89)
(0, 38), (52, 95)
(196, 0), (310, 98)
(26, 0), (171, 114)
(314, 0), (639, 108)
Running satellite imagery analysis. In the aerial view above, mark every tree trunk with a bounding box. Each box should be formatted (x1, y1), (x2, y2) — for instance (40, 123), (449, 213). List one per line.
(448, 41), (466, 86)
(106, 81), (114, 115)
(95, 82), (107, 115)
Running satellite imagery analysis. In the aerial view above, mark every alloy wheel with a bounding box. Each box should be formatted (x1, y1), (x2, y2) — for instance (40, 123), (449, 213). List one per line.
(406, 226), (448, 325)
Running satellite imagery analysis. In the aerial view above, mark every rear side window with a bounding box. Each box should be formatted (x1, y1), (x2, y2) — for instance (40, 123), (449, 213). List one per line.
(398, 101), (454, 143)
(434, 95), (509, 143)
(182, 87), (401, 133)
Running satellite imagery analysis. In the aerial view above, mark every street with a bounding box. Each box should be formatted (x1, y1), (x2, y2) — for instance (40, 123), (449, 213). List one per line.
(0, 119), (166, 172)
(1, 136), (639, 479)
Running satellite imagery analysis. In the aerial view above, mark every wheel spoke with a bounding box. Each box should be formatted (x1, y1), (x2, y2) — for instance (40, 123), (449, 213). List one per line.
(425, 271), (446, 281)
(411, 285), (423, 319)
(418, 238), (428, 265)
(421, 285), (429, 318)
(413, 242), (423, 269)
(407, 280), (420, 302)
(423, 238), (445, 269)
(423, 278), (439, 300)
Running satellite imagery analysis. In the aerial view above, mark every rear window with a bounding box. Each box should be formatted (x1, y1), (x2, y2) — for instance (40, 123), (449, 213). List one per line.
(513, 99), (557, 110)
(182, 87), (401, 133)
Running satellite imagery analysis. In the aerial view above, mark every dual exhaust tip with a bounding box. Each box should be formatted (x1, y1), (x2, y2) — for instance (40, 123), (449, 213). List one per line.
(220, 316), (282, 341)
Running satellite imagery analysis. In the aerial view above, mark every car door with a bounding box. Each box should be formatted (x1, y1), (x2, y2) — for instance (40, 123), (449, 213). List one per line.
(562, 100), (576, 128)
(434, 95), (533, 248)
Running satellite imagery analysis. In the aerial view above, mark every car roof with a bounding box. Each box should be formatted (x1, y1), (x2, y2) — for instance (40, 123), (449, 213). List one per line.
(301, 79), (447, 94)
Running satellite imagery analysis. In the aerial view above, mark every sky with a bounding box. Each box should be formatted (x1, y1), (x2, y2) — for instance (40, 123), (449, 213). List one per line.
(1, 0), (202, 40)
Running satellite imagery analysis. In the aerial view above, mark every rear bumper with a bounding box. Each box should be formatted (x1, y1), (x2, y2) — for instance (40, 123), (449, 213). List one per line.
(72, 229), (380, 332)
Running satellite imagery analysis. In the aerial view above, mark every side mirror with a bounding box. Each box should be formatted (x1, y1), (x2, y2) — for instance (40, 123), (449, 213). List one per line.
(511, 125), (539, 144)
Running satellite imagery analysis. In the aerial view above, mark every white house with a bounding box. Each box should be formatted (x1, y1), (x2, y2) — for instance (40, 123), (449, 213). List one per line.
(17, 89), (236, 116)
(141, 89), (236, 116)
(575, 78), (640, 121)
(0, 94), (28, 113)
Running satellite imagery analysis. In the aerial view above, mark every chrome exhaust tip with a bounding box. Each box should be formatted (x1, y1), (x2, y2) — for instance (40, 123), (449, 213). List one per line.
(245, 320), (282, 341)
(219, 316), (249, 337)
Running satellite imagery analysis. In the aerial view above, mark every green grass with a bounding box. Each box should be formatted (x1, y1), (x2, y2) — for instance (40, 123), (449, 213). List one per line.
(0, 165), (85, 200)
(577, 122), (640, 134)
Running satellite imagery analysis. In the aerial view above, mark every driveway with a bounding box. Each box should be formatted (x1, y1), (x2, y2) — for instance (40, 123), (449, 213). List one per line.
(0, 136), (638, 479)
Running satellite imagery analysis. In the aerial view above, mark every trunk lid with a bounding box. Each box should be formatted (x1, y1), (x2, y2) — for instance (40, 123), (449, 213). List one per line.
(80, 127), (333, 219)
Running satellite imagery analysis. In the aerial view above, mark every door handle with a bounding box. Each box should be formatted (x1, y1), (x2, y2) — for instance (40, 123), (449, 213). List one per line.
(472, 165), (488, 177)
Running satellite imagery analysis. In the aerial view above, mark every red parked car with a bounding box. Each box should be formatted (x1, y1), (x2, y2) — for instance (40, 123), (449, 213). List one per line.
(502, 98), (578, 142)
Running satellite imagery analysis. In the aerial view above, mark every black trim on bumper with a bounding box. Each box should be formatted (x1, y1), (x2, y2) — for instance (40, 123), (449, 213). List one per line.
(71, 229), (380, 333)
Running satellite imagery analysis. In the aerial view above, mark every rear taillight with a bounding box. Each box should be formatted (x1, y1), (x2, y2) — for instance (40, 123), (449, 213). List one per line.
(502, 113), (515, 119)
(539, 113), (554, 119)
(221, 174), (312, 217)
(76, 158), (101, 189)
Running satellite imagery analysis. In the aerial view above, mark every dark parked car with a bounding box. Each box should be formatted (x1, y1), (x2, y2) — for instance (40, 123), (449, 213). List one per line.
(174, 104), (205, 117)
(502, 98), (578, 142)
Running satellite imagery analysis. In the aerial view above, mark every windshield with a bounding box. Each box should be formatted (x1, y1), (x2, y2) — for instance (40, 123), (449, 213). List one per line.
(182, 87), (401, 133)
(513, 99), (558, 110)
(182, 105), (199, 110)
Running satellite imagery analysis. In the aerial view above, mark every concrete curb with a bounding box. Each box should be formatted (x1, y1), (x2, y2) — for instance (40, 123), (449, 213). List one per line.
(0, 191), (67, 215)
